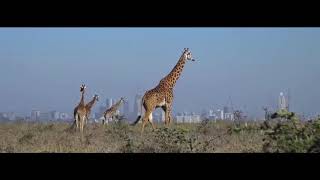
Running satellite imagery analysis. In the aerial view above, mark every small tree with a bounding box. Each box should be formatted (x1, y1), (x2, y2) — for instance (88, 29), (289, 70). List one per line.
(263, 110), (320, 153)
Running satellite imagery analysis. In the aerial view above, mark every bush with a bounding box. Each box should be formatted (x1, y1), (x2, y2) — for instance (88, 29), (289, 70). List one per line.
(263, 112), (320, 153)
(151, 127), (191, 152)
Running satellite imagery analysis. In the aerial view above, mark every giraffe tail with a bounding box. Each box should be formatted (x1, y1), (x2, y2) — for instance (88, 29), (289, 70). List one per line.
(131, 115), (142, 125)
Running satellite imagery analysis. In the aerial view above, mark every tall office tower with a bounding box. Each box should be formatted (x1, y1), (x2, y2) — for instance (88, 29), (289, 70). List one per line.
(279, 92), (287, 110)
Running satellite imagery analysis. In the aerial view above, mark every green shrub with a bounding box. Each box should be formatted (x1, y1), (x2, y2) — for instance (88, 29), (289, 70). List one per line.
(263, 112), (320, 153)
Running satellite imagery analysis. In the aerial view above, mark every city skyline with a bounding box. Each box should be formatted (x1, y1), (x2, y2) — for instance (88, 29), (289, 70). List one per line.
(0, 91), (298, 121)
(1, 28), (320, 118)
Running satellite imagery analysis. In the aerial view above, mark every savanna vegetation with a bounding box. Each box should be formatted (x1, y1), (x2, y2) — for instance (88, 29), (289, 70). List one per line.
(1, 110), (319, 153)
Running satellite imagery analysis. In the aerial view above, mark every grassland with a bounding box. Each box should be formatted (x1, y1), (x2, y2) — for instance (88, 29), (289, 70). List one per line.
(0, 120), (268, 153)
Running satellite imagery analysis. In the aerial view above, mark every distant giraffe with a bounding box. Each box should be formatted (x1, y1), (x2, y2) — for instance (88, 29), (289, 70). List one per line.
(102, 97), (125, 125)
(74, 84), (87, 132)
(73, 85), (85, 122)
(132, 48), (195, 133)
(84, 94), (99, 125)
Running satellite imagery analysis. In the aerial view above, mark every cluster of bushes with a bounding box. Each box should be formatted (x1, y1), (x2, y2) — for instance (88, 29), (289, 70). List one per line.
(262, 110), (320, 153)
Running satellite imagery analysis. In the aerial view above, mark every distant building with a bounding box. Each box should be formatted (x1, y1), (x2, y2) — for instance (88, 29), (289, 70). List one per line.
(224, 112), (234, 121)
(279, 92), (287, 110)
(51, 111), (60, 121)
(216, 109), (224, 120)
(31, 110), (40, 121)
(0, 112), (16, 121)
(175, 113), (201, 123)
(191, 115), (201, 123)
(176, 115), (184, 123)
(133, 94), (143, 117)
(59, 112), (70, 121)
(39, 112), (50, 121)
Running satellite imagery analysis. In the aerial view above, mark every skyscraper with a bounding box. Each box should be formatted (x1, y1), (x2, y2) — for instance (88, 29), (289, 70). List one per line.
(216, 109), (224, 120)
(31, 110), (40, 121)
(279, 92), (287, 110)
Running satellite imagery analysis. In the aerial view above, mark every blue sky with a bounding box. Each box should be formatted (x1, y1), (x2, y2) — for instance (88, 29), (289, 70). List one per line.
(0, 28), (319, 118)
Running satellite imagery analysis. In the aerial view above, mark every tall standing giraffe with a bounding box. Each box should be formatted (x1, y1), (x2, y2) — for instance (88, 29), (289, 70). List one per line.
(73, 84), (86, 123)
(74, 84), (87, 132)
(84, 94), (99, 125)
(132, 48), (195, 133)
(102, 97), (125, 125)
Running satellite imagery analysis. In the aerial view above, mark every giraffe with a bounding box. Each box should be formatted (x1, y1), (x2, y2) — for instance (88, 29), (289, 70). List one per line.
(102, 97), (125, 125)
(132, 48), (195, 133)
(73, 84), (86, 126)
(84, 94), (99, 125)
(74, 84), (87, 132)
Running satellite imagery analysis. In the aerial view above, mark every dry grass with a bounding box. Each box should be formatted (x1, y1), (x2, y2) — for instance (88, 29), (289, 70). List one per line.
(0, 120), (265, 153)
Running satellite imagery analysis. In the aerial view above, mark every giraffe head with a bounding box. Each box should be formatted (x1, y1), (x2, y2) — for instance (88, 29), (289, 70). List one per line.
(80, 84), (86, 92)
(93, 94), (99, 101)
(120, 97), (127, 103)
(183, 48), (195, 61)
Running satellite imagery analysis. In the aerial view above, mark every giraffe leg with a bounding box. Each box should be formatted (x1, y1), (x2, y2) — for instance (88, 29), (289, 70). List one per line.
(163, 104), (173, 126)
(81, 116), (85, 132)
(79, 116), (82, 132)
(141, 110), (152, 134)
(75, 118), (78, 130)
(80, 116), (83, 133)
(161, 106), (168, 125)
(167, 105), (173, 125)
(79, 115), (83, 132)
(164, 105), (170, 126)
(76, 114), (80, 131)
(102, 115), (106, 125)
(148, 112), (156, 130)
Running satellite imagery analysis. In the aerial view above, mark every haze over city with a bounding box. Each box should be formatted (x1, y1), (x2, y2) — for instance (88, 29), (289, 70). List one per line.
(0, 28), (320, 119)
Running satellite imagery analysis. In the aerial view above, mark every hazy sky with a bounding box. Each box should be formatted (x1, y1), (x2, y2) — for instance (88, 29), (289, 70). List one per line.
(0, 28), (319, 118)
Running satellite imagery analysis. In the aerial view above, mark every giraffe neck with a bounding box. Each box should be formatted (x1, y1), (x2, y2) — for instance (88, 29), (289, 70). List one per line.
(79, 90), (85, 106)
(86, 98), (97, 110)
(112, 100), (123, 110)
(163, 53), (187, 89)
